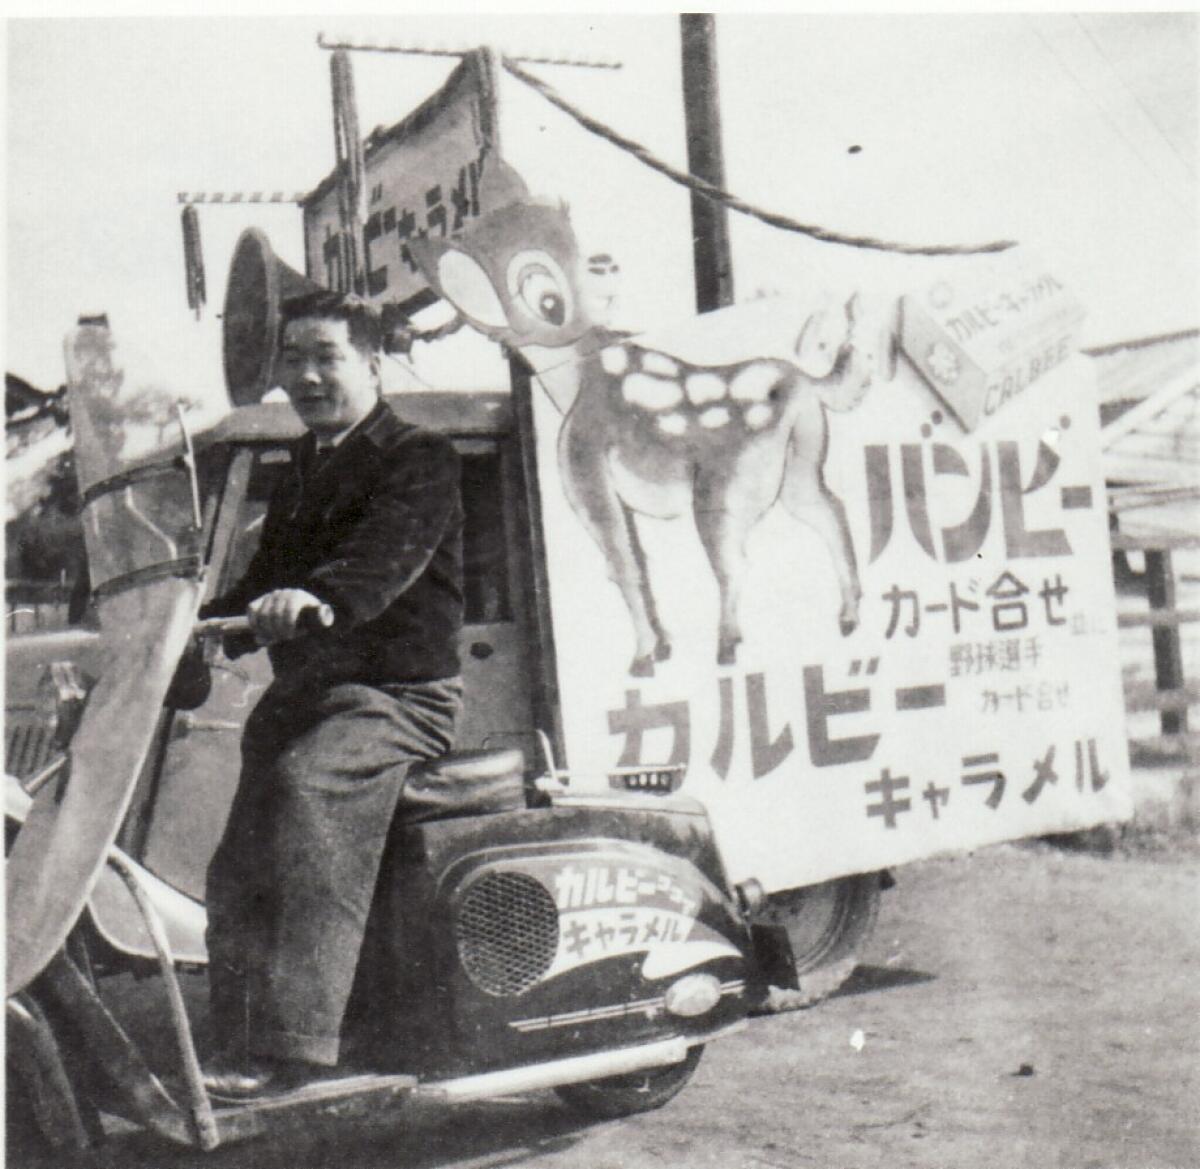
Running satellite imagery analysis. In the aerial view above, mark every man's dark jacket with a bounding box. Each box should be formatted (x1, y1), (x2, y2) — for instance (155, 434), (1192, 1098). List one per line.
(203, 399), (463, 687)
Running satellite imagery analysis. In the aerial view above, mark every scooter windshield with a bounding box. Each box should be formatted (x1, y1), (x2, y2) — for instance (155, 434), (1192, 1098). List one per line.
(68, 328), (203, 594)
(7, 324), (207, 997)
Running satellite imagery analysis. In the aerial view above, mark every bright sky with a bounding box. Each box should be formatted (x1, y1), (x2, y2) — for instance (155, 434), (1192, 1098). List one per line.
(6, 13), (1198, 404)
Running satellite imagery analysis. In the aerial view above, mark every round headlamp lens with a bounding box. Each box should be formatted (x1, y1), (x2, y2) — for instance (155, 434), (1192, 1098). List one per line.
(664, 973), (722, 1018)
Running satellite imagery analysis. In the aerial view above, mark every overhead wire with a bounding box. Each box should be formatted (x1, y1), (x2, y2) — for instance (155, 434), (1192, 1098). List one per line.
(1030, 19), (1193, 217)
(1072, 15), (1196, 181)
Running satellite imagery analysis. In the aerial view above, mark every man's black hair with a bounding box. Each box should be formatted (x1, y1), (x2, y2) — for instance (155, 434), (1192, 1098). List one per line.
(278, 290), (383, 356)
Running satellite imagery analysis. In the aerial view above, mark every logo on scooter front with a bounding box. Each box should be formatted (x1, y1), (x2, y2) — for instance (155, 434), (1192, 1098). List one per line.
(538, 861), (738, 982)
(553, 862), (699, 917)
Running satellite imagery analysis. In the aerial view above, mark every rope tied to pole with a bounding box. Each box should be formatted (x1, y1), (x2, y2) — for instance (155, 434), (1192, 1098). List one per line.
(501, 57), (1018, 258)
(180, 204), (206, 319)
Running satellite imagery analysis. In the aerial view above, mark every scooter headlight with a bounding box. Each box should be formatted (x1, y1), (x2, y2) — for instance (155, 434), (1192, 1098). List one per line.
(664, 973), (722, 1018)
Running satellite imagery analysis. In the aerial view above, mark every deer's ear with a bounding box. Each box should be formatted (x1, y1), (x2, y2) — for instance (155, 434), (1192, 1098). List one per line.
(793, 294), (846, 379)
(436, 249), (508, 329)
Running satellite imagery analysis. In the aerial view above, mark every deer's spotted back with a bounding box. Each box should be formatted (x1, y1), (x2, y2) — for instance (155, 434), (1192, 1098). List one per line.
(598, 344), (795, 441)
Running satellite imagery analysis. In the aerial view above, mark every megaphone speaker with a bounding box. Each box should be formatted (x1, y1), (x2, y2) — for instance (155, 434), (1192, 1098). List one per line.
(223, 228), (323, 406)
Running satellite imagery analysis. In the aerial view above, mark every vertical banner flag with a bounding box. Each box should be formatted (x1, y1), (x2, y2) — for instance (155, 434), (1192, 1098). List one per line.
(303, 51), (527, 308)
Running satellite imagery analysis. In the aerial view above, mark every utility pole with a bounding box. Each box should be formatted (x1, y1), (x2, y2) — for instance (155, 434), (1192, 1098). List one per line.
(680, 14), (734, 313)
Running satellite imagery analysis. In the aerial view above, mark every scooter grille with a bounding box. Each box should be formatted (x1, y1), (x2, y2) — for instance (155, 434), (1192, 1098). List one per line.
(456, 871), (559, 996)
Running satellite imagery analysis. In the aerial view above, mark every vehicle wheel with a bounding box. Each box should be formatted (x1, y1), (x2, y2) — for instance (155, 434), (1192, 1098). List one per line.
(754, 873), (882, 1013)
(554, 1045), (703, 1119)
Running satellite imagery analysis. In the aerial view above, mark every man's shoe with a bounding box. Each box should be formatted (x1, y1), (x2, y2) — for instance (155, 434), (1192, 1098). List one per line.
(201, 1058), (283, 1100)
(202, 1057), (334, 1101)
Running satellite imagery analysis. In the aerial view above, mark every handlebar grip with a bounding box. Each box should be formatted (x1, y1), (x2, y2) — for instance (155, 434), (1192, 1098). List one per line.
(194, 615), (252, 637)
(194, 603), (334, 639)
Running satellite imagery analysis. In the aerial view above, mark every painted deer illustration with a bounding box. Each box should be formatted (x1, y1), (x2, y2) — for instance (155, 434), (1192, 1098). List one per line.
(413, 201), (897, 676)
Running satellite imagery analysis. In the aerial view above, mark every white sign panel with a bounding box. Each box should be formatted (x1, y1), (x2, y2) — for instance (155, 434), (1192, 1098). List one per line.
(531, 340), (1130, 891)
(412, 200), (1132, 894)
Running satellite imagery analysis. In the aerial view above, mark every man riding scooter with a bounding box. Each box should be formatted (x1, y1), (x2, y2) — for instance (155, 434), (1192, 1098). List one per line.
(198, 289), (466, 1097)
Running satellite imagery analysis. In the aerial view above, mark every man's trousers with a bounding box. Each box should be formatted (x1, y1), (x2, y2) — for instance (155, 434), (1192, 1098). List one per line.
(205, 676), (462, 1067)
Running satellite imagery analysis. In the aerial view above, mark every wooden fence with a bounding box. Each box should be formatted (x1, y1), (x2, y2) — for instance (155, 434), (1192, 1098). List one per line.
(1112, 528), (1199, 765)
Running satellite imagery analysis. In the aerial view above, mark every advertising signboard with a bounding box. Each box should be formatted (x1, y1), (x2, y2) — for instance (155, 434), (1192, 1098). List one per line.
(414, 199), (1132, 894)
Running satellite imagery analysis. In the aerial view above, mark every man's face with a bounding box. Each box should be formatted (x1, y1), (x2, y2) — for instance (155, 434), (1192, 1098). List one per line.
(278, 317), (379, 438)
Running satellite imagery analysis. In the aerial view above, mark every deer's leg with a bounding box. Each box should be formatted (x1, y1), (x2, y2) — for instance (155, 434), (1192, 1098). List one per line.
(694, 445), (784, 667)
(693, 503), (753, 666)
(559, 418), (667, 676)
(622, 505), (672, 665)
(780, 406), (862, 635)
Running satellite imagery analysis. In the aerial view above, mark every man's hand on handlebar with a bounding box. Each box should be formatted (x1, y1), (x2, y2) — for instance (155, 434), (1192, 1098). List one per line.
(247, 589), (333, 645)
(192, 596), (334, 657)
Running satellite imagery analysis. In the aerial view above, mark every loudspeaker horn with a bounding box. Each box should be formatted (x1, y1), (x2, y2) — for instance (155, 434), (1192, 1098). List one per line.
(222, 228), (323, 406)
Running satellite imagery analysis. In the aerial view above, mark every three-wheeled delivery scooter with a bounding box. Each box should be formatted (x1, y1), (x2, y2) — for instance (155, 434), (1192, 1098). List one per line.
(6, 33), (1136, 1163)
(4, 226), (884, 1157)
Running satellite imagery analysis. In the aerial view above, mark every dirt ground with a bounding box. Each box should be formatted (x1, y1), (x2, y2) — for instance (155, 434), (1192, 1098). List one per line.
(23, 831), (1197, 1169)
